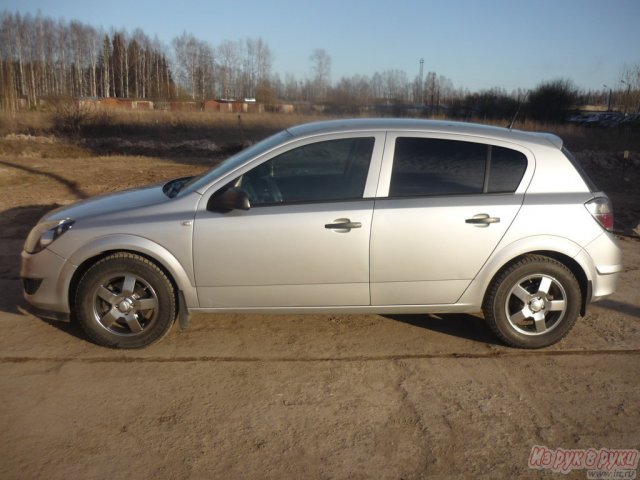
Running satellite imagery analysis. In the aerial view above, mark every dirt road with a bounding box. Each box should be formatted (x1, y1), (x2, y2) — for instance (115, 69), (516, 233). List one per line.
(1, 137), (638, 479)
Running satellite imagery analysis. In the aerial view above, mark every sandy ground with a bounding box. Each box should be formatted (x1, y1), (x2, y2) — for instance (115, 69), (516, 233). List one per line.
(0, 136), (638, 479)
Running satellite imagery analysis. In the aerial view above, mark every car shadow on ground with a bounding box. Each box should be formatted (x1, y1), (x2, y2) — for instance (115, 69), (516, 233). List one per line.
(383, 313), (504, 346)
(38, 316), (88, 342)
(596, 299), (640, 318)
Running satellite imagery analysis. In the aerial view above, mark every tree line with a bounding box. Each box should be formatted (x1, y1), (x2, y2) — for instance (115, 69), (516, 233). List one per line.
(1, 10), (638, 121)
(0, 11), (174, 109)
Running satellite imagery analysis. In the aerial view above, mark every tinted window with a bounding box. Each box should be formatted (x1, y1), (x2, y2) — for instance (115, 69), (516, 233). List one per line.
(487, 146), (527, 193)
(240, 137), (374, 205)
(390, 138), (486, 196)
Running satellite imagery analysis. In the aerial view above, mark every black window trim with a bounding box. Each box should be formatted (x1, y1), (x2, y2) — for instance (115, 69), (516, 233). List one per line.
(482, 145), (492, 194)
(248, 196), (375, 208)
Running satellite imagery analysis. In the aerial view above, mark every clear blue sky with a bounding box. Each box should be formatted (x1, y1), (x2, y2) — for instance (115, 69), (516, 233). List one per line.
(3, 0), (639, 92)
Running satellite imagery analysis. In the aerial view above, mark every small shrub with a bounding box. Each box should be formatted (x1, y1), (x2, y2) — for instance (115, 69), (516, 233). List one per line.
(51, 98), (94, 136)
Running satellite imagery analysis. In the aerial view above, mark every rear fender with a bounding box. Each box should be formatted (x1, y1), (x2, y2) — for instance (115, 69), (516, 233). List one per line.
(458, 235), (593, 307)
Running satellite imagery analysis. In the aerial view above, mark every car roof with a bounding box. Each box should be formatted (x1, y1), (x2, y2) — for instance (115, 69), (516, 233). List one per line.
(286, 118), (563, 149)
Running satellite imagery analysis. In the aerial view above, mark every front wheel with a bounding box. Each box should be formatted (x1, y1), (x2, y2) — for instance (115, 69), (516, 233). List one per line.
(483, 255), (581, 348)
(74, 253), (176, 348)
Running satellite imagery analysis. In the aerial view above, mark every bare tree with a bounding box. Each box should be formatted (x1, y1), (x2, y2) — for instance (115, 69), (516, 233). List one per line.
(217, 40), (241, 99)
(282, 72), (301, 101)
(0, 12), (18, 110)
(198, 41), (215, 99)
(310, 48), (331, 101)
(111, 31), (126, 97)
(85, 25), (99, 97)
(619, 64), (640, 113)
(173, 32), (216, 100)
(3, 10), (478, 112)
(241, 37), (272, 98)
(100, 34), (111, 97)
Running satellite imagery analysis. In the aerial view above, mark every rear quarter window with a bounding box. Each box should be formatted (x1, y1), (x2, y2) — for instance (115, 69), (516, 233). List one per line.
(487, 146), (528, 193)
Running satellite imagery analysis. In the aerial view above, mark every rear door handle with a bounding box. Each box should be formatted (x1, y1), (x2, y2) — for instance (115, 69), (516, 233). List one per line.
(465, 214), (500, 226)
(325, 218), (362, 230)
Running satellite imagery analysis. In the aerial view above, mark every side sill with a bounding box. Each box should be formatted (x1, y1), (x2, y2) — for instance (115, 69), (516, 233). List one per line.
(188, 303), (480, 315)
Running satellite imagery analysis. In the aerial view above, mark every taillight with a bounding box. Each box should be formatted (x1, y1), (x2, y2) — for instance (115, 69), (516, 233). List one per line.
(585, 197), (614, 231)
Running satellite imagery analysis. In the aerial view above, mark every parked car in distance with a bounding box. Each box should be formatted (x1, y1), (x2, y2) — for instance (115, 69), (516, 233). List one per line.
(22, 119), (623, 349)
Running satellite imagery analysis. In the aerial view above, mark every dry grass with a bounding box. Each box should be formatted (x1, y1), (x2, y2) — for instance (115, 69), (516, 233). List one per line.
(1, 110), (638, 152)
(0, 111), (55, 136)
(0, 134), (92, 159)
(0, 109), (327, 144)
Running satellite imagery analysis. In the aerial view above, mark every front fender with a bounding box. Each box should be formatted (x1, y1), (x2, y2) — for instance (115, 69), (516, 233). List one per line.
(64, 234), (198, 308)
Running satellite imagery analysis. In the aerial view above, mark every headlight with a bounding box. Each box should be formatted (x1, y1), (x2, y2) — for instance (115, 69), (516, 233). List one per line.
(24, 218), (75, 254)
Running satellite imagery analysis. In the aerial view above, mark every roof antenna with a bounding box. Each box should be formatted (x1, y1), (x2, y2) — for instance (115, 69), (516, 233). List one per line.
(507, 91), (529, 130)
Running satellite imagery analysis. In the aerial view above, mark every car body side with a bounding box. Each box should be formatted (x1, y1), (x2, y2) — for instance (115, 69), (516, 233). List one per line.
(21, 120), (623, 319)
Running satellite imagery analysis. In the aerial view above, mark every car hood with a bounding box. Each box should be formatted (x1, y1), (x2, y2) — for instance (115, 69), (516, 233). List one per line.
(44, 182), (169, 222)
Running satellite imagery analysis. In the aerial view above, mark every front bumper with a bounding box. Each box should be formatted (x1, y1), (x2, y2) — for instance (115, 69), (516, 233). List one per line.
(21, 248), (76, 314)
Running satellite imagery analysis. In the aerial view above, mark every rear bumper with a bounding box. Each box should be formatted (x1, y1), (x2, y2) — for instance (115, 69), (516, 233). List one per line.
(579, 231), (623, 302)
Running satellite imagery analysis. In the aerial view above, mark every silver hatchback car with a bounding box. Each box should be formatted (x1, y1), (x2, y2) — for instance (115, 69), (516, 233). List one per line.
(22, 119), (622, 349)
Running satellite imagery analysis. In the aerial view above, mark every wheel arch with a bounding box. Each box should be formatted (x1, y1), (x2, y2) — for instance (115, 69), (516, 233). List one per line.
(66, 234), (198, 315)
(460, 235), (594, 315)
(483, 251), (589, 317)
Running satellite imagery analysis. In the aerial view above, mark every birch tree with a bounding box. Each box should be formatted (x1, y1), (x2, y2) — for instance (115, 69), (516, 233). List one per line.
(310, 48), (331, 101)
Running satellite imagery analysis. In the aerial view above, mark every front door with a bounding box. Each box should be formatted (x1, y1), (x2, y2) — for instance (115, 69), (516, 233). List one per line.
(193, 134), (384, 308)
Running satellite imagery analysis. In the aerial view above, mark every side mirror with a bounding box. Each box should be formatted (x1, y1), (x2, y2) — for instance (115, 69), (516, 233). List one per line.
(207, 187), (251, 213)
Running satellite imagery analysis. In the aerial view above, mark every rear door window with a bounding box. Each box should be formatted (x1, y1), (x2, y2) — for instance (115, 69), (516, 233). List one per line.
(390, 138), (485, 196)
(389, 137), (527, 197)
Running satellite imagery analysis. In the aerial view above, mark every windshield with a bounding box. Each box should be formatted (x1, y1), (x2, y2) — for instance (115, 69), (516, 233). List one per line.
(179, 130), (293, 195)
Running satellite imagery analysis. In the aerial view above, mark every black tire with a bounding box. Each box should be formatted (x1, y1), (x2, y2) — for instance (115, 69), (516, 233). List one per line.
(482, 255), (581, 349)
(74, 252), (176, 348)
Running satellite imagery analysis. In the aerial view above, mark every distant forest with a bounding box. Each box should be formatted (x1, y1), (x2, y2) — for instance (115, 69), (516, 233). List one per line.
(1, 11), (638, 120)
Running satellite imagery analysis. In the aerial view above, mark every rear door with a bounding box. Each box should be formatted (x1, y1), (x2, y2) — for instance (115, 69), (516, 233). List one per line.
(370, 133), (533, 305)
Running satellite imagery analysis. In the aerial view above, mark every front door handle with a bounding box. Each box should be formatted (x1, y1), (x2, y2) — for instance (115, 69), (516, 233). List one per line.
(325, 218), (362, 230)
(465, 213), (500, 227)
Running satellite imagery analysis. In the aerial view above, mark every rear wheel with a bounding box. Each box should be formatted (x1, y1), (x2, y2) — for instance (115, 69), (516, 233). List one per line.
(74, 253), (176, 348)
(483, 255), (581, 348)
